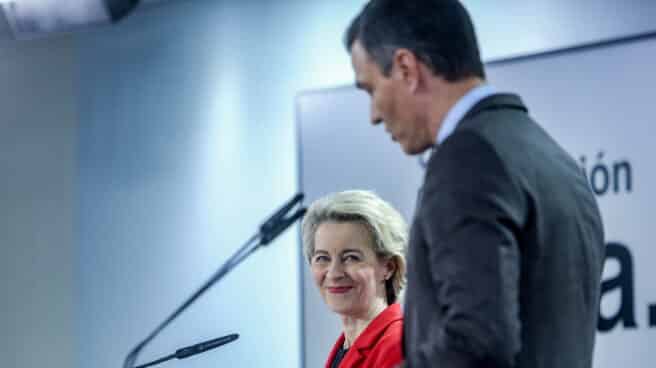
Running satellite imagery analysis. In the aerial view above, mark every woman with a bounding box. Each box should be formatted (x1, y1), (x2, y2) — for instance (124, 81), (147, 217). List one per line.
(302, 190), (407, 368)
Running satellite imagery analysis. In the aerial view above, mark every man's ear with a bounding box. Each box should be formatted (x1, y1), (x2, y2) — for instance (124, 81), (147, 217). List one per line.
(392, 48), (420, 92)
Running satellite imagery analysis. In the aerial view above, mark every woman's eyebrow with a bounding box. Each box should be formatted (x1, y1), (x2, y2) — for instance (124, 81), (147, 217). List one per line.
(341, 249), (364, 255)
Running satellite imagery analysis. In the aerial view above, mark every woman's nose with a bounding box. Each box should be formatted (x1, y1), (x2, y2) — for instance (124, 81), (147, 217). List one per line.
(326, 261), (345, 279)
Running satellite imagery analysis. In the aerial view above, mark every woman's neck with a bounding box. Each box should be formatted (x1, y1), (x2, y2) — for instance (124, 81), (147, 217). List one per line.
(340, 299), (388, 348)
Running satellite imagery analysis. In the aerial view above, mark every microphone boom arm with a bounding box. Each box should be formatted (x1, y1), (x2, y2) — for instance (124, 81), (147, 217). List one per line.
(123, 193), (306, 368)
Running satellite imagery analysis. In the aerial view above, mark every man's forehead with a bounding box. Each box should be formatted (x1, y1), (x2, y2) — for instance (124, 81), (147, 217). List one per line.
(350, 46), (374, 88)
(350, 40), (371, 66)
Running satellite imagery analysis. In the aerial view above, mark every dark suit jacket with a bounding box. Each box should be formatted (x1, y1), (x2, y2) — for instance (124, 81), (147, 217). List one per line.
(403, 94), (605, 368)
(326, 303), (403, 368)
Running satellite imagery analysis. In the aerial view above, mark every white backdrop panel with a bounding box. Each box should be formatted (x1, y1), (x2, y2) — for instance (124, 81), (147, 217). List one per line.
(298, 36), (656, 367)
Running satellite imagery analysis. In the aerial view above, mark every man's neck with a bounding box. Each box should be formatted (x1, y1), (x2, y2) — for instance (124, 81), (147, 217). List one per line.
(427, 76), (484, 143)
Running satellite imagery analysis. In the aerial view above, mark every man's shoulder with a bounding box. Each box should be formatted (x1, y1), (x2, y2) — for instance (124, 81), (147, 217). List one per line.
(428, 128), (505, 173)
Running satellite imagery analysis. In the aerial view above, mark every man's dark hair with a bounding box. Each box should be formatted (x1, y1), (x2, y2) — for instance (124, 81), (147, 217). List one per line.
(345, 0), (485, 81)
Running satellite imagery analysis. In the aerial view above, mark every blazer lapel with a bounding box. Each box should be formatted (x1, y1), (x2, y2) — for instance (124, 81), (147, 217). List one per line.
(338, 304), (403, 367)
(339, 345), (367, 367)
(325, 335), (345, 368)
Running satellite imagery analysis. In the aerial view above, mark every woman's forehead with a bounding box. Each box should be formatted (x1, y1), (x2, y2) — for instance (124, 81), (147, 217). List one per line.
(314, 221), (375, 252)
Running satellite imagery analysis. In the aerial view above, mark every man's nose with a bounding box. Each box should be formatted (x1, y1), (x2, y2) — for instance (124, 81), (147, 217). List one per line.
(370, 101), (382, 125)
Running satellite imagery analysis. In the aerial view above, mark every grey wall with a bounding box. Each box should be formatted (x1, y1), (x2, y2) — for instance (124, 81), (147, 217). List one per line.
(0, 36), (76, 368)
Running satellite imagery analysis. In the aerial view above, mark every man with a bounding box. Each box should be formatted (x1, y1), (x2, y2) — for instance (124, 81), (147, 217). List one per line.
(344, 1), (605, 367)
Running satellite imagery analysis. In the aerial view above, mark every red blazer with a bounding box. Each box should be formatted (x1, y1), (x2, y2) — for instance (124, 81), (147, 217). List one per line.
(324, 303), (404, 368)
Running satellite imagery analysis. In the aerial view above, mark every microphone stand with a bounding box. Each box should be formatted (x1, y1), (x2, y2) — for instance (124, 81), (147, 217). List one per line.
(123, 193), (307, 368)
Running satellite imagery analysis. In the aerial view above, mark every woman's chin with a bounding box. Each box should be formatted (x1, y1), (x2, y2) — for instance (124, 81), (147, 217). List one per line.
(325, 299), (358, 316)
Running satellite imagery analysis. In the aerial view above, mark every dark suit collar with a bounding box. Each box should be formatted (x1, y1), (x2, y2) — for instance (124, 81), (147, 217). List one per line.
(425, 93), (527, 163)
(461, 93), (527, 122)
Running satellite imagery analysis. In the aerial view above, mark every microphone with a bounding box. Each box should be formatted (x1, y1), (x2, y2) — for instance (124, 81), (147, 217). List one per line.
(175, 333), (239, 359)
(134, 334), (239, 368)
(260, 193), (306, 245)
(123, 193), (306, 368)
(105, 0), (141, 22)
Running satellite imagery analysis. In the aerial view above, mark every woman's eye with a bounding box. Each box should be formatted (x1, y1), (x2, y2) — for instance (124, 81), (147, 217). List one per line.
(313, 255), (329, 263)
(343, 254), (360, 262)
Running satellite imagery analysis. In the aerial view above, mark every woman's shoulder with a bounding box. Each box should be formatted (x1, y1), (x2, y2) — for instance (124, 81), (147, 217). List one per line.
(368, 321), (403, 367)
(371, 304), (403, 342)
(377, 318), (403, 346)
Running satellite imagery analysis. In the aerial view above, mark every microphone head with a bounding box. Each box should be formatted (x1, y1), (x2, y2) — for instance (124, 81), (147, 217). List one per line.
(175, 333), (239, 359)
(105, 0), (141, 22)
(260, 207), (307, 246)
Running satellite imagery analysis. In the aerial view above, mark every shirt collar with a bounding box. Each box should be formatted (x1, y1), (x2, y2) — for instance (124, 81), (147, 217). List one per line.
(435, 83), (497, 144)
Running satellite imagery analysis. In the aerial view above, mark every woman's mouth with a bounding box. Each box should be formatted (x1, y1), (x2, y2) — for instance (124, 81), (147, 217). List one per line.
(327, 286), (353, 294)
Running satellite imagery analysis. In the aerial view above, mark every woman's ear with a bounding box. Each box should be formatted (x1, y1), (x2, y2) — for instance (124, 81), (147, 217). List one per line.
(384, 257), (397, 281)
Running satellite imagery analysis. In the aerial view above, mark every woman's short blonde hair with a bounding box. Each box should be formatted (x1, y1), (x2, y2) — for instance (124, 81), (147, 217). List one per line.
(302, 190), (408, 304)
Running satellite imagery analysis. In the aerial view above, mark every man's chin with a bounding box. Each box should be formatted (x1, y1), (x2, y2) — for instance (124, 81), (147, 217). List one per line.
(400, 142), (428, 156)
